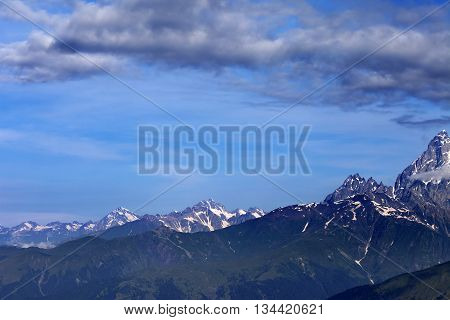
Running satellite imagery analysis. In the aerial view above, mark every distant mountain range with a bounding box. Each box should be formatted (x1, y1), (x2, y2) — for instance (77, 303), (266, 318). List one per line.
(0, 200), (265, 248)
(0, 130), (448, 299)
(0, 208), (139, 249)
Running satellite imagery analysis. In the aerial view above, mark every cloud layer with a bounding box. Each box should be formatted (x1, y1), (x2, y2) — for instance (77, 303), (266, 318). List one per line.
(393, 115), (450, 127)
(0, 0), (449, 107)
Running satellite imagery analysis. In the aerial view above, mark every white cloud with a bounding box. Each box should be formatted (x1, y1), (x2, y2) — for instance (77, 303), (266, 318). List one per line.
(410, 165), (450, 183)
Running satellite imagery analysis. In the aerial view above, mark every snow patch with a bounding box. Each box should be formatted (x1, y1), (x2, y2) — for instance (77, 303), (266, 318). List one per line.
(301, 222), (309, 233)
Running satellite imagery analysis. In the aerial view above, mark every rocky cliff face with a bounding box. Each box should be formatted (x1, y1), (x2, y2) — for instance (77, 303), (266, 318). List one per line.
(394, 130), (450, 234)
(325, 174), (393, 203)
(325, 130), (449, 235)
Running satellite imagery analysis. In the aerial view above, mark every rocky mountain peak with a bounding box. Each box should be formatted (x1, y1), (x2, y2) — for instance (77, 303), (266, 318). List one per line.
(436, 129), (448, 140)
(395, 130), (450, 189)
(160, 200), (265, 233)
(13, 221), (38, 231)
(94, 207), (140, 231)
(193, 199), (225, 210)
(325, 174), (393, 203)
(394, 130), (450, 234)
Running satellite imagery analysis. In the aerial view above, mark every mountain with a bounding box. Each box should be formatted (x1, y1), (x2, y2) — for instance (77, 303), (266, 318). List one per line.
(0, 191), (448, 299)
(97, 200), (265, 241)
(0, 221), (88, 249)
(0, 201), (265, 248)
(0, 131), (448, 299)
(157, 199), (265, 233)
(93, 207), (140, 231)
(394, 130), (450, 234)
(325, 174), (394, 203)
(330, 261), (450, 300)
(0, 208), (139, 249)
(325, 130), (449, 235)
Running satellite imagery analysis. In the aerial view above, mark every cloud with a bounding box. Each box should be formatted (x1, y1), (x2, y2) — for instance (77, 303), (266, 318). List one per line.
(0, 128), (124, 160)
(0, 0), (60, 26)
(0, 31), (123, 82)
(393, 115), (450, 127)
(410, 165), (450, 183)
(0, 0), (449, 107)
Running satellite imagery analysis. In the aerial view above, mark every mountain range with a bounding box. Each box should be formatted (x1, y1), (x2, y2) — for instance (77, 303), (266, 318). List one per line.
(0, 130), (448, 299)
(0, 200), (265, 248)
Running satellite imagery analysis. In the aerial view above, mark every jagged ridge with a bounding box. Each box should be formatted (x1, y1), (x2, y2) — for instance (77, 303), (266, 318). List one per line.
(0, 200), (264, 248)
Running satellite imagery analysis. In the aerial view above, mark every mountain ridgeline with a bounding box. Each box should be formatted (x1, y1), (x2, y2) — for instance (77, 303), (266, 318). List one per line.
(0, 130), (449, 299)
(0, 201), (265, 248)
(330, 261), (450, 300)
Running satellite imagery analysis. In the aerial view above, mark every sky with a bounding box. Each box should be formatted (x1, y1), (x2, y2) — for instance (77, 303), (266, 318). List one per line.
(0, 0), (449, 226)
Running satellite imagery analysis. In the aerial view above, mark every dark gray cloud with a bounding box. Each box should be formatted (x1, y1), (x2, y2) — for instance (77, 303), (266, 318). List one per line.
(0, 0), (449, 107)
(393, 115), (450, 127)
(0, 31), (122, 82)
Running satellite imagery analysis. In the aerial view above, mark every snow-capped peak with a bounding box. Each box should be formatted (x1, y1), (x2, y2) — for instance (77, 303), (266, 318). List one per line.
(344, 173), (364, 183)
(12, 221), (38, 233)
(160, 200), (265, 233)
(245, 207), (265, 218)
(1, 201), (264, 247)
(94, 207), (140, 231)
(181, 199), (231, 219)
(393, 131), (450, 229)
(233, 208), (247, 216)
(419, 130), (448, 169)
(193, 199), (225, 211)
(395, 130), (450, 187)
(325, 174), (393, 203)
(436, 129), (449, 140)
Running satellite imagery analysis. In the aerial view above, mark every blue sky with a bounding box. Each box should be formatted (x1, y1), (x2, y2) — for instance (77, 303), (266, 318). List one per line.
(0, 0), (449, 226)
